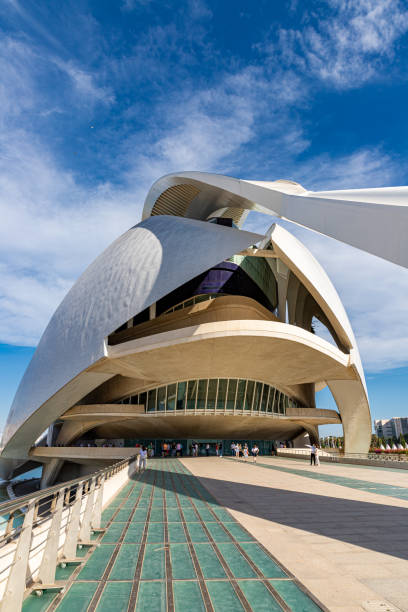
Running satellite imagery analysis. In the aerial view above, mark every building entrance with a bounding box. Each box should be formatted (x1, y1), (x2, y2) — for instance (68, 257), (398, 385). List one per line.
(121, 438), (277, 457)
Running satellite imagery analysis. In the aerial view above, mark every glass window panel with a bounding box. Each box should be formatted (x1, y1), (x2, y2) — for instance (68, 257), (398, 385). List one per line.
(226, 379), (237, 410)
(253, 382), (263, 411)
(123, 397), (130, 404)
(186, 380), (197, 410)
(147, 389), (156, 412)
(278, 392), (284, 414)
(197, 379), (208, 409)
(217, 379), (228, 410)
(166, 383), (176, 411)
(207, 379), (217, 410)
(236, 379), (246, 410)
(130, 395), (138, 404)
(157, 386), (166, 411)
(244, 380), (254, 410)
(176, 382), (187, 410)
(260, 385), (268, 412)
(267, 388), (275, 413)
(139, 392), (147, 411)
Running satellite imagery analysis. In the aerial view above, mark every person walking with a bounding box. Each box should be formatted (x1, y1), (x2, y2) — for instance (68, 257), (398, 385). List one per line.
(243, 444), (249, 461)
(310, 443), (317, 466)
(251, 444), (259, 462)
(230, 442), (235, 456)
(315, 445), (320, 466)
(194, 442), (199, 457)
(215, 443), (219, 457)
(235, 444), (240, 458)
(139, 446), (148, 472)
(205, 443), (210, 457)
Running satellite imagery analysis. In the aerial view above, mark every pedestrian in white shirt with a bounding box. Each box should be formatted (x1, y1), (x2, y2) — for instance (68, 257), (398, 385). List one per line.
(139, 446), (147, 472)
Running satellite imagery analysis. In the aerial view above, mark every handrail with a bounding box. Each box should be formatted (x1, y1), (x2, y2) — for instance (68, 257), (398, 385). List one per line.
(0, 454), (138, 611)
(0, 454), (135, 517)
(277, 448), (408, 462)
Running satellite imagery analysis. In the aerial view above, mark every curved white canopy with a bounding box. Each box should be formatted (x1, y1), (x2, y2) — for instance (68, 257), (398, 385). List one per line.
(144, 171), (408, 268)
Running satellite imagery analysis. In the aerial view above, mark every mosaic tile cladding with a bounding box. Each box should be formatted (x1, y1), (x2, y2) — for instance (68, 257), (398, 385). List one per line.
(23, 459), (323, 612)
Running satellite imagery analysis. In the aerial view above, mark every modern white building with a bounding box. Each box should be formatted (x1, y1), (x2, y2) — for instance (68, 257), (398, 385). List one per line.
(375, 417), (408, 439)
(4, 171), (399, 486)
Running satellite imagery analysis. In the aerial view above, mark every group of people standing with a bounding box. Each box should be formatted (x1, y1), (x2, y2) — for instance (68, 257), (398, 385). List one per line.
(161, 441), (183, 457)
(230, 442), (260, 462)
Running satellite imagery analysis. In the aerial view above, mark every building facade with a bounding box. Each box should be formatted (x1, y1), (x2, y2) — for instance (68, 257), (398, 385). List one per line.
(0, 173), (372, 486)
(375, 418), (408, 440)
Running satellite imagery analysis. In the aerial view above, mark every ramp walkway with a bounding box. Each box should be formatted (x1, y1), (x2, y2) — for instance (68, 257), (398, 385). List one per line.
(22, 459), (322, 612)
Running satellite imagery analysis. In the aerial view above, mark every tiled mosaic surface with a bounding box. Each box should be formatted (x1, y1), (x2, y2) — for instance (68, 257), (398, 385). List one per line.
(23, 459), (322, 611)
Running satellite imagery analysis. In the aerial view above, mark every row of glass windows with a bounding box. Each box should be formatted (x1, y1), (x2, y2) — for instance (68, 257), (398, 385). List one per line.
(118, 378), (302, 414)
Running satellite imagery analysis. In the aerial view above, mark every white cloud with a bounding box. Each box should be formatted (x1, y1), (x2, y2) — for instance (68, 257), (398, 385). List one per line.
(53, 60), (115, 106)
(270, 0), (408, 89)
(295, 148), (402, 191)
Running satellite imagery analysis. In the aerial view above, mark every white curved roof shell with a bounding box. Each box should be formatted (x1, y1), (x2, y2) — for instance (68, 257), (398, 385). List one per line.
(2, 216), (261, 456)
(2, 171), (373, 458)
(144, 171), (408, 268)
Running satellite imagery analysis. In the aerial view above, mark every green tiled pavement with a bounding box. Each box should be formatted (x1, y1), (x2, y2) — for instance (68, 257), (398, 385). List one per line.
(23, 459), (322, 612)
(227, 456), (408, 501)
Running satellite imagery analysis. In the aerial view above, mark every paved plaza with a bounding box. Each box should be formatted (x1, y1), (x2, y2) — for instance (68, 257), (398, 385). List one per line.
(22, 459), (320, 612)
(21, 456), (408, 611)
(185, 456), (408, 611)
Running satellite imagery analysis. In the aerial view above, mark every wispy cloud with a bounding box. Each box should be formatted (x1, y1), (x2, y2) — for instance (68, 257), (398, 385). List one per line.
(53, 60), (115, 106)
(295, 148), (403, 191)
(265, 0), (408, 89)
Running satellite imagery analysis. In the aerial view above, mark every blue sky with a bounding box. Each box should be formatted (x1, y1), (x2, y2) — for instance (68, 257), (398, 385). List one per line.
(1, 0), (408, 436)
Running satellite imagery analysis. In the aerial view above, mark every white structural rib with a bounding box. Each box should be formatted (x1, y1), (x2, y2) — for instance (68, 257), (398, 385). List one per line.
(267, 224), (370, 454)
(143, 172), (408, 268)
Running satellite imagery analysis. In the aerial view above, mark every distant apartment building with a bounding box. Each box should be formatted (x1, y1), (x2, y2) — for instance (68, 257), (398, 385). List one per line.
(375, 417), (408, 439)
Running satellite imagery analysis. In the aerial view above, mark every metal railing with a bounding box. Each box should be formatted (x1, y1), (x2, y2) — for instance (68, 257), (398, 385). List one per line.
(277, 448), (408, 463)
(0, 454), (137, 611)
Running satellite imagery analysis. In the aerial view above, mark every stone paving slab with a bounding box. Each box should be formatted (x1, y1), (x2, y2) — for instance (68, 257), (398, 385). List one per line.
(183, 456), (408, 611)
(261, 455), (408, 489)
(228, 456), (408, 502)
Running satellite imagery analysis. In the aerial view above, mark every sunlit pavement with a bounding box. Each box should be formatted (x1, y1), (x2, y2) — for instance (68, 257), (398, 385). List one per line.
(182, 455), (408, 612)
